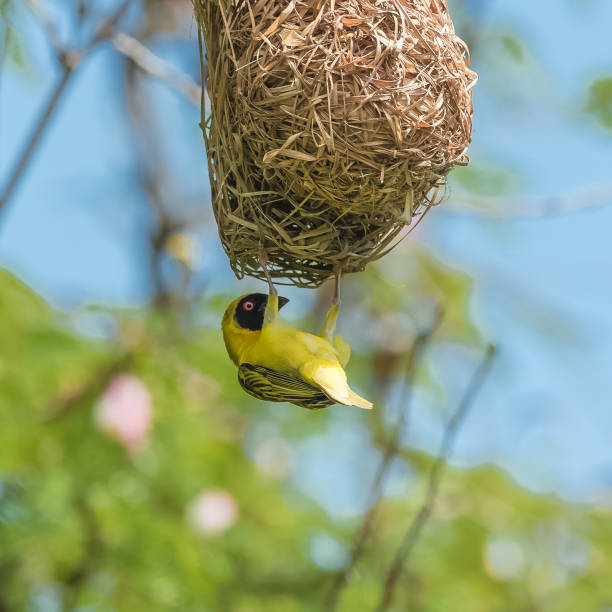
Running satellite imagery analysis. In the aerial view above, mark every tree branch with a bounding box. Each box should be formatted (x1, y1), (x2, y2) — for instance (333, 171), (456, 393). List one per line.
(0, 560), (16, 612)
(374, 344), (497, 612)
(62, 498), (103, 609)
(324, 308), (443, 612)
(446, 184), (612, 219)
(0, 58), (73, 218)
(112, 33), (201, 106)
(0, 0), (133, 222)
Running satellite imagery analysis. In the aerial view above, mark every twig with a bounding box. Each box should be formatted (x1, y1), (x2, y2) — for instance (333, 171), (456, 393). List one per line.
(324, 308), (443, 611)
(0, 0), (133, 221)
(446, 184), (612, 220)
(134, 132), (183, 307)
(0, 60), (73, 218)
(120, 33), (196, 307)
(0, 559), (15, 612)
(63, 498), (103, 609)
(0, 2), (13, 101)
(374, 344), (497, 612)
(112, 33), (201, 106)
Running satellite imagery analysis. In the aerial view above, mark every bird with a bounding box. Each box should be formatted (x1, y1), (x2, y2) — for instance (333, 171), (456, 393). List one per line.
(221, 260), (373, 411)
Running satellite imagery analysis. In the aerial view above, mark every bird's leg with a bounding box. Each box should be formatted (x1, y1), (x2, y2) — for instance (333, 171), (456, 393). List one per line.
(321, 269), (341, 342)
(259, 251), (278, 327)
(259, 250), (277, 296)
(332, 269), (340, 309)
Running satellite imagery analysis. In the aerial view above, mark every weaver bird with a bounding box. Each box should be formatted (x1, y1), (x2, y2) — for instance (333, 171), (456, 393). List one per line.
(221, 262), (372, 411)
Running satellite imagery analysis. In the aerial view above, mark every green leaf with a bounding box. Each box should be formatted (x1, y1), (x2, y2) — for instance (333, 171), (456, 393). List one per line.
(585, 77), (612, 129)
(1, 0), (35, 79)
(451, 164), (518, 196)
(501, 35), (525, 62)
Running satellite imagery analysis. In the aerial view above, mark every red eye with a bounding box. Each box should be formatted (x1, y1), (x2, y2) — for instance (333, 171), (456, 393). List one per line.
(243, 301), (255, 311)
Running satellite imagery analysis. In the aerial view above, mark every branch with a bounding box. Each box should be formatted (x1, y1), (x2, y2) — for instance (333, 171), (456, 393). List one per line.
(63, 498), (103, 609)
(0, 0), (133, 221)
(374, 344), (497, 612)
(324, 308), (443, 612)
(0, 560), (16, 612)
(120, 36), (196, 308)
(446, 184), (612, 219)
(0, 59), (73, 218)
(112, 33), (201, 106)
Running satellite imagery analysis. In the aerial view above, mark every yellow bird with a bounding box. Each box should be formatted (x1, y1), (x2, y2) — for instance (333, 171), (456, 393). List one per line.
(221, 267), (372, 411)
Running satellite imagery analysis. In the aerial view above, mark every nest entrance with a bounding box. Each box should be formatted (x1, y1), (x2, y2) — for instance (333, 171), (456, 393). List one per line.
(195, 0), (476, 287)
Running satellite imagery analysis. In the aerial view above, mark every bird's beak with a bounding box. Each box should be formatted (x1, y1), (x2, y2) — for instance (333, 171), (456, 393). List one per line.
(258, 295), (290, 314)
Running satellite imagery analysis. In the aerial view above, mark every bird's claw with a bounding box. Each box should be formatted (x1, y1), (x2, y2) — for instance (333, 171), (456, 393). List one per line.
(259, 251), (277, 297)
(332, 268), (341, 308)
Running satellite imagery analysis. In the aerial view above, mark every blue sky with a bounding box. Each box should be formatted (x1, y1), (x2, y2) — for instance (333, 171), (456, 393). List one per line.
(1, 0), (611, 509)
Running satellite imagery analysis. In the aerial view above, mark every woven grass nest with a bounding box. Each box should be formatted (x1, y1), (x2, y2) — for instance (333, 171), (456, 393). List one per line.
(195, 0), (477, 287)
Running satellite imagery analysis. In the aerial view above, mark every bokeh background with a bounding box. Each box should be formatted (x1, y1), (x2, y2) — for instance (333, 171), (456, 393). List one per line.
(1, 0), (612, 610)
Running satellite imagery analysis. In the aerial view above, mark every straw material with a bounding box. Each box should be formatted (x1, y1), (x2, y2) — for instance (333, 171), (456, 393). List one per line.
(195, 0), (476, 287)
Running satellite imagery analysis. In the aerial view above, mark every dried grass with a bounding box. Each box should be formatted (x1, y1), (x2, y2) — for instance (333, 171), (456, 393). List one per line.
(194, 0), (476, 286)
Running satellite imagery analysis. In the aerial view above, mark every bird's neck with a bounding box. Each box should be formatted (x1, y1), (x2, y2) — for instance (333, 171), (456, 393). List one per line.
(223, 326), (261, 365)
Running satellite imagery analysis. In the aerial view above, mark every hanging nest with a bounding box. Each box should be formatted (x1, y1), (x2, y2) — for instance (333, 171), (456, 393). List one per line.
(194, 0), (476, 287)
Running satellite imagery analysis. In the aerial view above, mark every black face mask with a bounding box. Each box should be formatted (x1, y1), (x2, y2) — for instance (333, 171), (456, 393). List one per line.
(235, 293), (289, 331)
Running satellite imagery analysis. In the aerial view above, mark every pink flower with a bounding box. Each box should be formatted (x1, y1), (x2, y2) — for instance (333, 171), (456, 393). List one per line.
(187, 490), (239, 536)
(95, 375), (153, 453)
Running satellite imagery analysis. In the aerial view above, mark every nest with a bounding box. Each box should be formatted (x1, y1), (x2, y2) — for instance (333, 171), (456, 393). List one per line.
(194, 0), (476, 287)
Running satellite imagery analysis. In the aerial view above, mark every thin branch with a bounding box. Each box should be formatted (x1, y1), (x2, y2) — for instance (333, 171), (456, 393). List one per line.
(374, 344), (497, 612)
(121, 35), (194, 308)
(0, 57), (74, 217)
(0, 559), (15, 612)
(324, 308), (443, 612)
(0, 2), (13, 102)
(63, 498), (103, 609)
(112, 33), (201, 106)
(446, 184), (612, 220)
(0, 0), (133, 221)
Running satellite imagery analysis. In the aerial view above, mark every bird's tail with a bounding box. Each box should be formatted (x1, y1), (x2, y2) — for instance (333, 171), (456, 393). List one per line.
(318, 382), (373, 410)
(346, 388), (373, 410)
(306, 362), (373, 410)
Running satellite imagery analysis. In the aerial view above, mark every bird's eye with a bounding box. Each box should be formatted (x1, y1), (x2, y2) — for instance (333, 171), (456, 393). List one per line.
(243, 301), (255, 311)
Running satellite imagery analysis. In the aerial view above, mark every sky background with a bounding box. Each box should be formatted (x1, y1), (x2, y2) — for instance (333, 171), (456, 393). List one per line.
(1, 0), (611, 514)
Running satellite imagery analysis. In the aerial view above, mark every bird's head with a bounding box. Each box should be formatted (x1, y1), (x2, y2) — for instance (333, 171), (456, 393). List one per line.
(222, 293), (290, 364)
(228, 293), (290, 331)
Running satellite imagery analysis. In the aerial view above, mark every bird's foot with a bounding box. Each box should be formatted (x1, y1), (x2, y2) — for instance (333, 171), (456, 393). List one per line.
(332, 268), (341, 309)
(321, 269), (342, 342)
(259, 251), (277, 297)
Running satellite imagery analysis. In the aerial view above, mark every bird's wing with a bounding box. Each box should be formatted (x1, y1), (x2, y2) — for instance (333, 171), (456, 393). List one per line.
(238, 363), (334, 410)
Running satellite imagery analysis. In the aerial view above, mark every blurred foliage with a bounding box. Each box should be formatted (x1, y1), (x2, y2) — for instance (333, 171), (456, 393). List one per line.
(451, 164), (519, 197)
(500, 34), (525, 63)
(585, 78), (612, 129)
(1, 269), (612, 612)
(2, 0), (612, 610)
(0, 0), (33, 78)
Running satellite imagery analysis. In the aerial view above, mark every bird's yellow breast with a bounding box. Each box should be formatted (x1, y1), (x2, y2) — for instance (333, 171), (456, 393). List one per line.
(241, 322), (340, 373)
